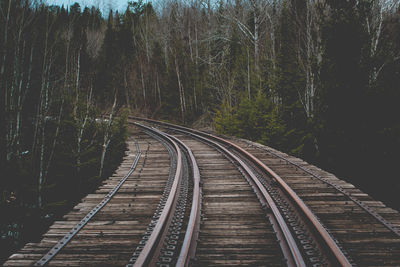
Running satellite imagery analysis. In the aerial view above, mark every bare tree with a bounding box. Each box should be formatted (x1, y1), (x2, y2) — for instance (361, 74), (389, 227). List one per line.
(35, 8), (61, 208)
(76, 82), (93, 191)
(37, 20), (52, 207)
(0, 0), (12, 78)
(224, 0), (278, 91)
(99, 91), (117, 178)
(2, 1), (35, 160)
(366, 0), (400, 83)
(295, 0), (321, 119)
(175, 57), (186, 121)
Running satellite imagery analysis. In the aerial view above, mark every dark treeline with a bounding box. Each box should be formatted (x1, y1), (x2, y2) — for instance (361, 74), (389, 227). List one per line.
(0, 0), (127, 261)
(212, 0), (400, 214)
(89, 0), (398, 211)
(1, 0), (399, 262)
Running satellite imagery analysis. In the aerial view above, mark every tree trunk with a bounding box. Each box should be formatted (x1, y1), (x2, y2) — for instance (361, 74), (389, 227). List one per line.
(73, 46), (81, 117)
(175, 58), (185, 122)
(156, 71), (161, 106)
(124, 69), (131, 111)
(0, 0), (12, 167)
(44, 97), (64, 184)
(141, 67), (146, 108)
(77, 84), (92, 193)
(253, 9), (260, 87)
(247, 47), (251, 100)
(188, 15), (193, 62)
(0, 0), (12, 78)
(193, 81), (197, 111)
(38, 12), (50, 208)
(99, 91), (117, 178)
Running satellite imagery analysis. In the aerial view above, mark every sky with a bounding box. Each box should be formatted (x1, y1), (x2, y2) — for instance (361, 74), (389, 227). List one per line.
(45, 0), (131, 13)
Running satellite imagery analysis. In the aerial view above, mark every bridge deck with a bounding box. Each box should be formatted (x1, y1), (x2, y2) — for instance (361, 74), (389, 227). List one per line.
(3, 122), (400, 266)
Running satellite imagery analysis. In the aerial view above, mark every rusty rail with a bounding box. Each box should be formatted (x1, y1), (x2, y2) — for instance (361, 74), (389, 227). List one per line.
(217, 136), (352, 266)
(131, 123), (183, 266)
(165, 126), (305, 266)
(131, 123), (201, 267)
(247, 141), (400, 237)
(34, 138), (142, 266)
(163, 131), (201, 267)
(129, 116), (352, 267)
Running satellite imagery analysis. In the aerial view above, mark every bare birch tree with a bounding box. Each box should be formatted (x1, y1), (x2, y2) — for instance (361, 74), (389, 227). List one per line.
(295, 0), (321, 119)
(365, 0), (400, 84)
(99, 91), (117, 178)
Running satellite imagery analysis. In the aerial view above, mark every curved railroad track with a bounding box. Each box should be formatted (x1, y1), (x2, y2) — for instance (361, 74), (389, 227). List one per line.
(3, 117), (400, 266)
(129, 117), (400, 266)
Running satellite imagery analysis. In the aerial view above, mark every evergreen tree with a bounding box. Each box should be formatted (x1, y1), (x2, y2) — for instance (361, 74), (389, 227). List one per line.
(95, 11), (122, 106)
(275, 1), (308, 156)
(317, 0), (369, 171)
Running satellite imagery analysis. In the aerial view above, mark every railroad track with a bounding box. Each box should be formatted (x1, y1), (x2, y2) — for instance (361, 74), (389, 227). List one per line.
(129, 117), (400, 266)
(4, 118), (400, 266)
(4, 124), (201, 267)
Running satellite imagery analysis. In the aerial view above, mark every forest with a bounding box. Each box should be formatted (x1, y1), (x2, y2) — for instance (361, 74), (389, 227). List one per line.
(1, 0), (399, 262)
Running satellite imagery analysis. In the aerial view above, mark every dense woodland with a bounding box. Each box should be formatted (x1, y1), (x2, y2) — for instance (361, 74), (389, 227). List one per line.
(1, 0), (399, 262)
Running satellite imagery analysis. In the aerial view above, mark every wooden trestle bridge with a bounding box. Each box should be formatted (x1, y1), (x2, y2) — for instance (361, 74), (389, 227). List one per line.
(4, 117), (400, 266)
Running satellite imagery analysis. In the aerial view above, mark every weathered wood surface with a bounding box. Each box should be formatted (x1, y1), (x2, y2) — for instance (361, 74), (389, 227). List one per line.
(4, 124), (400, 267)
(176, 135), (285, 267)
(4, 128), (170, 266)
(231, 137), (400, 266)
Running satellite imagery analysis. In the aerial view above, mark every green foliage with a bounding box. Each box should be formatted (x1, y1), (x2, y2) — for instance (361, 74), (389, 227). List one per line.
(1, 0), (400, 263)
(217, 1), (313, 162)
(216, 92), (286, 149)
(216, 2), (400, 211)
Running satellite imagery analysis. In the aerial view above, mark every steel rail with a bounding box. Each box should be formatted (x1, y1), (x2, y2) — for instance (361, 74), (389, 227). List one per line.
(129, 124), (201, 266)
(163, 126), (306, 267)
(218, 137), (352, 267)
(34, 138), (142, 266)
(133, 123), (302, 266)
(245, 141), (400, 237)
(117, 112), (399, 238)
(129, 117), (352, 267)
(131, 123), (183, 267)
(160, 130), (201, 267)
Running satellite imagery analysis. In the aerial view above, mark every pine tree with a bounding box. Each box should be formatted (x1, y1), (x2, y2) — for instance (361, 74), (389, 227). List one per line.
(275, 1), (308, 156)
(317, 0), (369, 171)
(95, 11), (121, 106)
